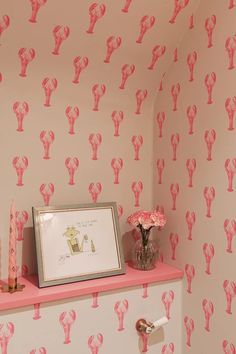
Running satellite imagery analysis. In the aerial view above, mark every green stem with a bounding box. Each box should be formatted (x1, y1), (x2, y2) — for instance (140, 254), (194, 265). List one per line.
(138, 225), (153, 247)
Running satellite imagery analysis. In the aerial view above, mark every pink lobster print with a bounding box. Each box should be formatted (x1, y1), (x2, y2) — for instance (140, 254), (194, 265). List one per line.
(170, 233), (178, 260)
(156, 205), (165, 215)
(184, 315), (194, 347)
(132, 135), (143, 160)
(185, 264), (195, 293)
(189, 14), (194, 29)
(225, 96), (236, 130)
(159, 251), (164, 263)
(204, 129), (216, 160)
(114, 299), (129, 331)
(185, 211), (196, 240)
(59, 310), (77, 344)
(228, 0), (236, 9)
(170, 183), (179, 210)
(42, 77), (58, 107)
(225, 158), (236, 191)
(18, 265), (28, 279)
(117, 204), (123, 218)
(142, 283), (148, 299)
(119, 64), (135, 89)
(0, 322), (14, 354)
(169, 0), (190, 24)
(65, 157), (79, 185)
(205, 15), (216, 48)
(203, 186), (215, 217)
(223, 280), (236, 314)
(0, 15), (10, 41)
(65, 106), (80, 134)
(225, 35), (236, 70)
(132, 228), (140, 242)
(186, 158), (196, 187)
(148, 45), (166, 70)
(158, 72), (166, 91)
(139, 332), (149, 353)
(156, 158), (165, 184)
(202, 299), (214, 332)
(111, 158), (123, 184)
(162, 343), (175, 354)
(132, 181), (143, 207)
(136, 15), (155, 44)
(171, 133), (180, 161)
(111, 110), (124, 137)
(28, 0), (47, 23)
(222, 340), (236, 354)
(121, 0), (133, 13)
(18, 48), (36, 77)
(12, 156), (28, 186)
(13, 101), (29, 132)
(162, 291), (175, 319)
(92, 84), (106, 111)
(33, 303), (41, 320)
(171, 83), (180, 111)
(224, 218), (236, 253)
(88, 334), (103, 354)
(89, 133), (102, 160)
(205, 72), (216, 104)
(73, 56), (89, 84)
(39, 183), (54, 206)
(92, 292), (99, 308)
(40, 130), (55, 159)
(21, 264), (29, 277)
(52, 25), (70, 55)
(156, 111), (165, 138)
(86, 3), (106, 34)
(173, 48), (178, 62)
(203, 243), (215, 275)
(186, 104), (197, 134)
(187, 51), (197, 82)
(104, 36), (122, 63)
(135, 89), (148, 114)
(30, 348), (46, 354)
(89, 183), (102, 202)
(16, 210), (29, 241)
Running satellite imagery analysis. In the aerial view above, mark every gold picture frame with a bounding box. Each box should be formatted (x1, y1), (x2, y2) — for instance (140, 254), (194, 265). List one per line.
(32, 202), (126, 288)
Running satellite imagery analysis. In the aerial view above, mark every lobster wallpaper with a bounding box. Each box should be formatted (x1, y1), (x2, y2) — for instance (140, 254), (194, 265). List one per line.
(0, 0), (199, 282)
(1, 0), (235, 353)
(0, 279), (182, 353)
(154, 0), (236, 353)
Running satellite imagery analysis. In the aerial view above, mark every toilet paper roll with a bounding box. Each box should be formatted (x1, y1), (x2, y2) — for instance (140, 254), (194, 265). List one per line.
(152, 316), (169, 329)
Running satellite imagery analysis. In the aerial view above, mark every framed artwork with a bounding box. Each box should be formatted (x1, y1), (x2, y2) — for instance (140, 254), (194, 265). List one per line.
(32, 202), (126, 288)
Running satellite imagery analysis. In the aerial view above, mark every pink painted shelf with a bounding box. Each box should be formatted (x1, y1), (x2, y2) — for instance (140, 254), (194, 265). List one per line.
(0, 262), (183, 312)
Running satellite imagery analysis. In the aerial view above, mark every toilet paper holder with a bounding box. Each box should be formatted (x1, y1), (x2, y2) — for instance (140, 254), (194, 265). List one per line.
(136, 316), (168, 334)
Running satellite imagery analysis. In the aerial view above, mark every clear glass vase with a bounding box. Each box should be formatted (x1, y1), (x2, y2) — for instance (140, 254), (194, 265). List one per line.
(131, 239), (157, 270)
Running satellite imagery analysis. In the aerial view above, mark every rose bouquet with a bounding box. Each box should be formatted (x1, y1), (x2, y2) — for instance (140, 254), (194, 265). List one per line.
(127, 210), (167, 270)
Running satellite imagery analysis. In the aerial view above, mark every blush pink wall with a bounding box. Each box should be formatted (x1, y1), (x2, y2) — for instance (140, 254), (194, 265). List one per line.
(154, 0), (236, 353)
(0, 0), (199, 279)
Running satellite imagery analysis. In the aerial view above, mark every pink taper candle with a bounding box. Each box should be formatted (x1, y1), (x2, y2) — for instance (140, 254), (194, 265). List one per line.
(8, 200), (17, 281)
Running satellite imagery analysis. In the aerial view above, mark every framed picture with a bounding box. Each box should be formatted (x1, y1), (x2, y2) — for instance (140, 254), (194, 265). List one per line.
(32, 202), (126, 288)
